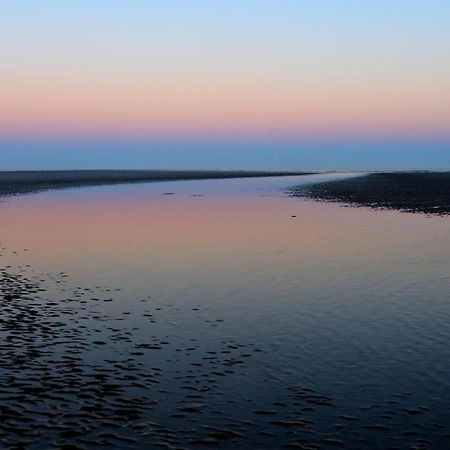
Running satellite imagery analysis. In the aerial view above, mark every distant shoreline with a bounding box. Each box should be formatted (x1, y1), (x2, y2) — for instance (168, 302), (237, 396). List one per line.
(289, 172), (450, 216)
(0, 170), (313, 198)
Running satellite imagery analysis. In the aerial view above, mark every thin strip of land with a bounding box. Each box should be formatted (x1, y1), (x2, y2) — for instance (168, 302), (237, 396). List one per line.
(0, 170), (312, 198)
(289, 172), (450, 216)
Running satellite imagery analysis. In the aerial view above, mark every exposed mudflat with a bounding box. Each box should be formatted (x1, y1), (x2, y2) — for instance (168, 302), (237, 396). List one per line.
(0, 170), (312, 199)
(289, 172), (450, 216)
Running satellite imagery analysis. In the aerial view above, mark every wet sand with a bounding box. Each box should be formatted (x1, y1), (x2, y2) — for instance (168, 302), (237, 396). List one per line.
(1, 174), (450, 448)
(0, 170), (311, 198)
(2, 254), (449, 449)
(290, 172), (450, 216)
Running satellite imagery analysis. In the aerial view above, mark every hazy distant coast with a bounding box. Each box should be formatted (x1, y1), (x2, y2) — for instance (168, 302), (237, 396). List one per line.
(290, 172), (450, 216)
(0, 170), (312, 198)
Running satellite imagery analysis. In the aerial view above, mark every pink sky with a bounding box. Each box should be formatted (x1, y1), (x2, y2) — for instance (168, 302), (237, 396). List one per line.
(1, 1), (449, 142)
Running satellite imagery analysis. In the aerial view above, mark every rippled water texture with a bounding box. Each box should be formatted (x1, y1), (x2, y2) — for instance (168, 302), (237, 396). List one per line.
(0, 174), (449, 449)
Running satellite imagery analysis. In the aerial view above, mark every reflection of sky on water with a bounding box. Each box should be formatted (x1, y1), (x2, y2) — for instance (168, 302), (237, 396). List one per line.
(1, 174), (449, 447)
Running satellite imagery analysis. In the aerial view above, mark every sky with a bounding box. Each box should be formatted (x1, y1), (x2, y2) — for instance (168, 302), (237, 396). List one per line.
(1, 1), (449, 170)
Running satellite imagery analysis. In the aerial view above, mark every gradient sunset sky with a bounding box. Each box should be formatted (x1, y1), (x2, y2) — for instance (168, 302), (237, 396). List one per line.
(1, 1), (449, 169)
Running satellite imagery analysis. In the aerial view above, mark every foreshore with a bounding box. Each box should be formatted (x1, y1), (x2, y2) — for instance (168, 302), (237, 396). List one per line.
(0, 170), (312, 198)
(1, 171), (450, 448)
(290, 172), (450, 216)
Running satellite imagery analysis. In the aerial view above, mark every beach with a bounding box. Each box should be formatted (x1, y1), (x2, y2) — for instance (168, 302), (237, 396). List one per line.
(290, 172), (450, 216)
(0, 173), (449, 449)
(3, 0), (449, 447)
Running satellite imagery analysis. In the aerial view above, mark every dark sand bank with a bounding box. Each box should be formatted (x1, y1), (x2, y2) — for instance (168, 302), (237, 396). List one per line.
(290, 172), (450, 216)
(0, 170), (312, 198)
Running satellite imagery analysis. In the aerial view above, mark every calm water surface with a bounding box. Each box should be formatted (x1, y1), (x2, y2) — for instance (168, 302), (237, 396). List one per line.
(1, 173), (449, 449)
